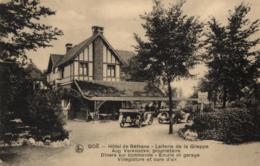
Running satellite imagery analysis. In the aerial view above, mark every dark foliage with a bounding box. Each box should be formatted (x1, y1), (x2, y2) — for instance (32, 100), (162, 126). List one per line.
(0, 0), (63, 62)
(2, 65), (68, 143)
(202, 104), (215, 113)
(134, 0), (203, 134)
(123, 55), (155, 82)
(204, 3), (260, 107)
(26, 90), (68, 141)
(1, 63), (33, 144)
(191, 108), (259, 144)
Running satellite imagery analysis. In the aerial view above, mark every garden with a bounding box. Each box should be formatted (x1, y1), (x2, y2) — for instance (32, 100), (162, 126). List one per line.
(179, 104), (260, 144)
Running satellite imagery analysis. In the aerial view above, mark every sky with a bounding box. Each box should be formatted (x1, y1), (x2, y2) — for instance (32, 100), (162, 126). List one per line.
(21, 0), (260, 97)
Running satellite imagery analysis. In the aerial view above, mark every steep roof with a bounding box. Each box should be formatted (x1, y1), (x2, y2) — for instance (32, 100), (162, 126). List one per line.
(115, 50), (135, 66)
(56, 33), (129, 67)
(47, 54), (63, 73)
(56, 34), (98, 67)
(47, 32), (136, 70)
(51, 54), (64, 66)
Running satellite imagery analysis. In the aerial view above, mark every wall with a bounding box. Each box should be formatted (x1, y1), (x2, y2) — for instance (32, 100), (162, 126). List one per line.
(56, 43), (95, 85)
(102, 42), (120, 81)
(72, 44), (93, 81)
(59, 64), (71, 84)
(47, 68), (60, 84)
(93, 37), (103, 80)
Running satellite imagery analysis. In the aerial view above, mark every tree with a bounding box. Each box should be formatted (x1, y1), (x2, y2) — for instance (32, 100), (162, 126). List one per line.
(2, 63), (69, 143)
(0, 0), (63, 63)
(0, 0), (64, 143)
(134, 0), (203, 134)
(123, 55), (156, 81)
(205, 3), (260, 108)
(26, 89), (68, 141)
(2, 63), (33, 144)
(197, 76), (219, 107)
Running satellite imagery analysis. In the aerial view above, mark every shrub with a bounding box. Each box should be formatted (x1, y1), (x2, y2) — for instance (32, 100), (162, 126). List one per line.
(24, 89), (69, 141)
(1, 65), (69, 144)
(202, 104), (215, 112)
(250, 107), (260, 139)
(229, 100), (247, 108)
(191, 108), (258, 144)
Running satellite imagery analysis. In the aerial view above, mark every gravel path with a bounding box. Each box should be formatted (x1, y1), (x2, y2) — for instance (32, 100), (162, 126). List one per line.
(0, 120), (259, 166)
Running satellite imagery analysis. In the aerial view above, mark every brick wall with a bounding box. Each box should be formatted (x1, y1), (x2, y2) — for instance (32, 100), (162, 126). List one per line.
(93, 37), (103, 80)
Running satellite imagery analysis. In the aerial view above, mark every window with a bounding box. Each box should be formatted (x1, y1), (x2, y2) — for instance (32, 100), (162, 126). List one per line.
(79, 62), (88, 76)
(107, 65), (115, 78)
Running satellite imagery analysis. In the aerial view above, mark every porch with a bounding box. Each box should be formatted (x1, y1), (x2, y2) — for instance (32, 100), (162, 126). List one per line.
(63, 80), (198, 121)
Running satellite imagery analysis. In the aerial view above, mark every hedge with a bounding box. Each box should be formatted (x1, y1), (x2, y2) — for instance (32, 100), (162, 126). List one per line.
(191, 107), (259, 144)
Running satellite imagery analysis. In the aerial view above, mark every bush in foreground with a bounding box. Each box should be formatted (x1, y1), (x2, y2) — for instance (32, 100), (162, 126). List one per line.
(189, 108), (259, 144)
(25, 89), (69, 141)
(1, 64), (69, 145)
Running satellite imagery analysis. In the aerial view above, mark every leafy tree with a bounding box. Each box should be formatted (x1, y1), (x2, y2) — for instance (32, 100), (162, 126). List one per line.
(123, 55), (156, 81)
(0, 0), (63, 63)
(26, 89), (68, 141)
(205, 3), (260, 108)
(134, 0), (203, 134)
(2, 64), (68, 142)
(1, 63), (33, 144)
(0, 0), (65, 143)
(197, 76), (219, 107)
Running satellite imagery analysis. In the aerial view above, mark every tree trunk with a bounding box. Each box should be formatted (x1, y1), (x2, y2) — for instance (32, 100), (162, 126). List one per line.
(167, 78), (174, 134)
(157, 101), (161, 116)
(222, 87), (227, 108)
(213, 90), (217, 108)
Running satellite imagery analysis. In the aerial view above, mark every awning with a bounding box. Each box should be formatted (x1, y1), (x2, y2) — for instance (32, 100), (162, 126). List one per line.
(73, 80), (198, 102)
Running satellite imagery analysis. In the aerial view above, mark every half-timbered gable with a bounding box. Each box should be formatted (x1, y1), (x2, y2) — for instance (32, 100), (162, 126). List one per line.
(46, 26), (133, 86)
(102, 41), (121, 81)
(74, 43), (94, 81)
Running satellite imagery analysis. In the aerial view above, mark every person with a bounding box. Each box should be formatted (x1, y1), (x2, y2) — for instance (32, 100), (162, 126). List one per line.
(61, 99), (70, 120)
(150, 102), (156, 113)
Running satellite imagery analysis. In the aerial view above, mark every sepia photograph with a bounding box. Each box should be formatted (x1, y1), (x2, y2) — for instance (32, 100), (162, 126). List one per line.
(0, 0), (259, 166)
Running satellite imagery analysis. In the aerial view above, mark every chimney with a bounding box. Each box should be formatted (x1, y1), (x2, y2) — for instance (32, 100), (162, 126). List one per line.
(65, 43), (73, 52)
(92, 26), (104, 35)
